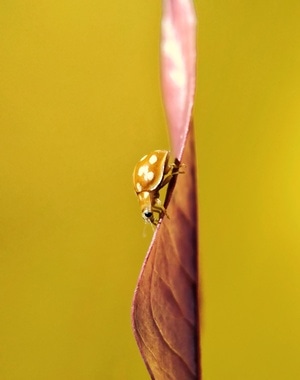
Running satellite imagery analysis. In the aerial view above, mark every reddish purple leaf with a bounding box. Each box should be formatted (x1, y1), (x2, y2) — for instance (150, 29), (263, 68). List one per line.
(132, 1), (199, 379)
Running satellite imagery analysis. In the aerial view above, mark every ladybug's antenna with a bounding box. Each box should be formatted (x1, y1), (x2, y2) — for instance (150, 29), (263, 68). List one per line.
(142, 221), (155, 238)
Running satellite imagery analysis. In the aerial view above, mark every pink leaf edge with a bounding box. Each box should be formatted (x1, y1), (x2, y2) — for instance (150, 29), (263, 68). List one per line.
(161, 0), (197, 159)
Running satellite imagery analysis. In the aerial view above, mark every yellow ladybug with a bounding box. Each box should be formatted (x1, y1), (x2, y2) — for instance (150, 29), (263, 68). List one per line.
(133, 150), (182, 225)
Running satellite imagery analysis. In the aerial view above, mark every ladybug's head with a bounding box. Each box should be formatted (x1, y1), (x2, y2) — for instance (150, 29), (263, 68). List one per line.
(136, 191), (155, 224)
(142, 208), (155, 224)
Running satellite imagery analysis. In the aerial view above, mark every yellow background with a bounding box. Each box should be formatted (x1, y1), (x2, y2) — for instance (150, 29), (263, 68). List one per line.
(1, 1), (300, 379)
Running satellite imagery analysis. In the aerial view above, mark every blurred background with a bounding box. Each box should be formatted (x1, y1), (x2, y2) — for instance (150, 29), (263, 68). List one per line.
(0, 1), (300, 379)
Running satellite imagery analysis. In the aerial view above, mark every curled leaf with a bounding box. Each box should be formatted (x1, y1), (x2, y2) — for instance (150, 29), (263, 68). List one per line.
(132, 1), (199, 379)
(160, 0), (197, 159)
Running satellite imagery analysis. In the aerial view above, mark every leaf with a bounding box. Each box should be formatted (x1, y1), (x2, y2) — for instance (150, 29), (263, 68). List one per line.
(132, 1), (199, 379)
(160, 0), (197, 159)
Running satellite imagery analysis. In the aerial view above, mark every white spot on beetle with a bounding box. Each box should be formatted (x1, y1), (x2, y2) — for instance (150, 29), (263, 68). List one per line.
(149, 154), (158, 164)
(138, 164), (149, 177)
(136, 182), (142, 192)
(144, 171), (154, 181)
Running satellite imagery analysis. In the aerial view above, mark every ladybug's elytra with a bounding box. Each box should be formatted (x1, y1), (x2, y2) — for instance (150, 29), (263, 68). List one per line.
(133, 150), (183, 225)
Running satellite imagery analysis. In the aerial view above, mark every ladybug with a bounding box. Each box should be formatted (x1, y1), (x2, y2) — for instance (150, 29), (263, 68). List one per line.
(133, 150), (183, 225)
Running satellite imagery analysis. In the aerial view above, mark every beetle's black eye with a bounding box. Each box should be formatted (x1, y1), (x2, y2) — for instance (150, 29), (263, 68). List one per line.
(144, 211), (152, 218)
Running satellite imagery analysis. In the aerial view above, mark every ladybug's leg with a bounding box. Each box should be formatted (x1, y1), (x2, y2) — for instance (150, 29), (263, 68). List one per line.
(150, 218), (158, 226)
(158, 162), (185, 189)
(170, 161), (186, 173)
(152, 198), (170, 222)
